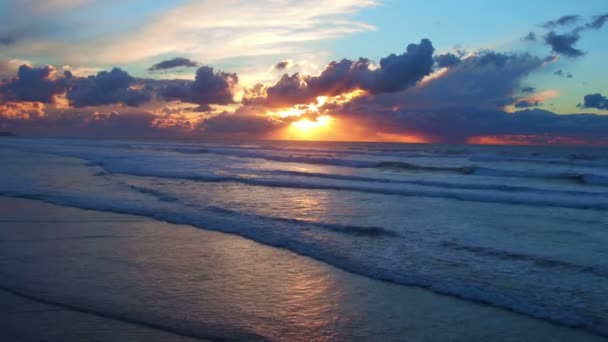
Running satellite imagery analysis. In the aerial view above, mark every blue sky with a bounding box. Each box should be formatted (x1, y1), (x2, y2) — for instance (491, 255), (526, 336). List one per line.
(0, 0), (607, 144)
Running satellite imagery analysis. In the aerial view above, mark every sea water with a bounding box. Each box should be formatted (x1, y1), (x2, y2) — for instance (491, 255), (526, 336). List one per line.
(0, 138), (607, 336)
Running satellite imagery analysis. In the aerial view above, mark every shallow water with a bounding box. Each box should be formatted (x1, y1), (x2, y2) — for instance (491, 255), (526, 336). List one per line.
(1, 137), (607, 336)
(0, 198), (603, 341)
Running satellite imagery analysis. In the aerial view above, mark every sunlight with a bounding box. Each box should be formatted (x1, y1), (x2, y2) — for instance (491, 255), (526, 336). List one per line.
(291, 115), (334, 133)
(276, 106), (307, 118)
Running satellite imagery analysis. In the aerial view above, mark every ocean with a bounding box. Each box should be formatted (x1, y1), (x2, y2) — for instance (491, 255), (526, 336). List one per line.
(1, 137), (607, 337)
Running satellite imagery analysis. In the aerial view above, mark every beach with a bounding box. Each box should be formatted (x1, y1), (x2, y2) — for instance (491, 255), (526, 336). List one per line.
(0, 197), (603, 341)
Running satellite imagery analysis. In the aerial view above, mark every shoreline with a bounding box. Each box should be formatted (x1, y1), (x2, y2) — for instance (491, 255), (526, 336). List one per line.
(0, 196), (604, 341)
(0, 288), (204, 342)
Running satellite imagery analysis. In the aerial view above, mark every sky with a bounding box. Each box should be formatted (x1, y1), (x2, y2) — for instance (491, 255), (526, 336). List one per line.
(0, 0), (607, 145)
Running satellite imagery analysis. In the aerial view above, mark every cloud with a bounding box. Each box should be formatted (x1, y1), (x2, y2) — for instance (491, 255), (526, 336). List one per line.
(1, 62), (241, 110)
(334, 107), (608, 144)
(553, 69), (572, 78)
(230, 48), (586, 144)
(0, 65), (66, 103)
(319, 51), (588, 143)
(521, 86), (536, 93)
(543, 31), (584, 57)
(0, 101), (45, 120)
(513, 100), (537, 108)
(370, 39), (436, 92)
(247, 39), (435, 107)
(0, 106), (190, 138)
(200, 112), (282, 137)
(580, 93), (608, 110)
(0, 59), (31, 80)
(513, 89), (559, 108)
(538, 13), (608, 58)
(543, 15), (580, 29)
(158, 66), (238, 106)
(38, 0), (377, 65)
(0, 36), (15, 46)
(0, 0), (96, 53)
(66, 67), (152, 107)
(585, 13), (608, 30)
(522, 32), (536, 42)
(274, 60), (297, 71)
(434, 53), (461, 67)
(148, 57), (199, 71)
(357, 51), (545, 110)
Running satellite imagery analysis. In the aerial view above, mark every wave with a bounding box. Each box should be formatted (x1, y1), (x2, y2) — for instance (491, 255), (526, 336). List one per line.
(5, 141), (608, 187)
(228, 178), (608, 210)
(161, 147), (608, 184)
(125, 184), (397, 238)
(205, 206), (398, 238)
(374, 161), (476, 173)
(268, 170), (608, 197)
(472, 167), (608, 185)
(471, 155), (608, 168)
(441, 242), (608, 278)
(1, 191), (606, 337)
(94, 166), (608, 211)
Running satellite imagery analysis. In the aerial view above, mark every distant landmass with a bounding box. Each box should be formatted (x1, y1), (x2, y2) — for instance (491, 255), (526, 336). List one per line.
(0, 132), (15, 137)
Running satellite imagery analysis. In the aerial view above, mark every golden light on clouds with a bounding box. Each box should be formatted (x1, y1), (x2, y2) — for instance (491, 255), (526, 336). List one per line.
(419, 67), (449, 85)
(262, 89), (374, 141)
(505, 89), (560, 112)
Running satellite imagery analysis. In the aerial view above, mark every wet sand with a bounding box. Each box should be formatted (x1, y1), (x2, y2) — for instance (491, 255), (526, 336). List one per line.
(0, 197), (603, 341)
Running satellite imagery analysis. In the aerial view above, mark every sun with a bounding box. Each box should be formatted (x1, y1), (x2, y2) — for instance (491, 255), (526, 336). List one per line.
(283, 115), (334, 139)
(291, 115), (333, 132)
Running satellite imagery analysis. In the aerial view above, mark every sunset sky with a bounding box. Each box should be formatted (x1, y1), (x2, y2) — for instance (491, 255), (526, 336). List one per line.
(1, 0), (607, 144)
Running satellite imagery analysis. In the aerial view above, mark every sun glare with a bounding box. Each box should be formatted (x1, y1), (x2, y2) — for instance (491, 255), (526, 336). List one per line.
(291, 115), (333, 133)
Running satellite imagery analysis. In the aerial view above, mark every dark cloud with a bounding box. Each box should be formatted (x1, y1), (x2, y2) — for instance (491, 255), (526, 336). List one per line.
(325, 50), (573, 142)
(261, 73), (317, 107)
(0, 36), (14, 46)
(249, 39), (435, 107)
(359, 51), (544, 110)
(66, 68), (152, 107)
(585, 13), (608, 30)
(199, 113), (281, 137)
(1, 63), (241, 109)
(538, 13), (608, 58)
(543, 31), (583, 57)
(543, 15), (580, 29)
(553, 69), (573, 78)
(274, 61), (291, 70)
(513, 100), (538, 108)
(434, 53), (461, 68)
(581, 93), (608, 110)
(148, 57), (198, 71)
(522, 32), (536, 41)
(159, 66), (238, 106)
(521, 86), (536, 93)
(335, 107), (608, 144)
(0, 65), (66, 103)
(371, 39), (435, 92)
(0, 107), (191, 138)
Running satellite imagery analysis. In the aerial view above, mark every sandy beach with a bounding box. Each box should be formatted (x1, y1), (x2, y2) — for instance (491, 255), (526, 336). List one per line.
(0, 196), (603, 341)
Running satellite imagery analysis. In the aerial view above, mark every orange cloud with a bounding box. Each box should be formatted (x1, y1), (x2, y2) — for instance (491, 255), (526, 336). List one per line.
(524, 89), (560, 103)
(467, 134), (605, 146)
(0, 101), (46, 120)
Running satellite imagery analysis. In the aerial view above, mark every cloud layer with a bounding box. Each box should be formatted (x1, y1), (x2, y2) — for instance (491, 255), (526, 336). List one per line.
(1, 13), (607, 147)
